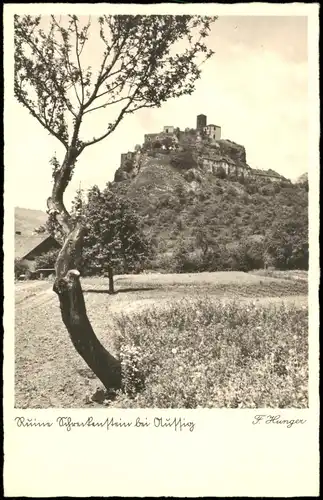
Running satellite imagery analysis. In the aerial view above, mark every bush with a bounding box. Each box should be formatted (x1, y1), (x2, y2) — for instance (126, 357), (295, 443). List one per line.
(173, 240), (204, 273)
(260, 184), (275, 196)
(265, 212), (308, 270)
(14, 259), (29, 279)
(215, 166), (226, 179)
(224, 242), (265, 272)
(173, 241), (191, 272)
(147, 253), (176, 273)
(34, 248), (60, 269)
(245, 182), (259, 195)
(170, 150), (197, 170)
(113, 299), (308, 408)
(123, 159), (134, 172)
(202, 247), (228, 271)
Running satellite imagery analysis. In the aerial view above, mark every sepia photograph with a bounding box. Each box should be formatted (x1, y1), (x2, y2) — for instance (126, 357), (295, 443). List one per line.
(4, 3), (320, 498)
(11, 12), (312, 411)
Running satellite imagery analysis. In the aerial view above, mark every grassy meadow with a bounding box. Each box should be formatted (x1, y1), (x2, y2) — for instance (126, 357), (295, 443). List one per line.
(14, 271), (308, 409)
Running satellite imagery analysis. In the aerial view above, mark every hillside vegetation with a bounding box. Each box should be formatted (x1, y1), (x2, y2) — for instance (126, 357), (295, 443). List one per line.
(15, 207), (48, 234)
(110, 151), (308, 272)
(15, 148), (308, 275)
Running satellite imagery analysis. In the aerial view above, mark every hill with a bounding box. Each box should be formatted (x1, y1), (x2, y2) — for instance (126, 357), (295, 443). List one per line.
(109, 120), (308, 272)
(15, 207), (48, 235)
(15, 116), (308, 274)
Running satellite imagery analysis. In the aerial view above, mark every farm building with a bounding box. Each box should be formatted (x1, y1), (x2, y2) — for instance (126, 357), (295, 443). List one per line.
(15, 232), (61, 272)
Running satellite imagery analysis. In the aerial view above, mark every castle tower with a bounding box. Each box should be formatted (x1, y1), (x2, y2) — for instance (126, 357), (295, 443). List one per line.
(196, 114), (207, 129)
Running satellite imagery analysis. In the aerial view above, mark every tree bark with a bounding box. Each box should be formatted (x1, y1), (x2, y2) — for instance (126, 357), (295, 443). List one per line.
(48, 150), (121, 391)
(108, 265), (114, 294)
(54, 269), (121, 390)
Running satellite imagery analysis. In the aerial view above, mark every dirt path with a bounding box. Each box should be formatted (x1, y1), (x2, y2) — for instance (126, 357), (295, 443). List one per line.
(17, 286), (56, 310)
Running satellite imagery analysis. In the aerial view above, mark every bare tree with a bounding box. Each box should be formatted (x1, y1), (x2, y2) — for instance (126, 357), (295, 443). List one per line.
(14, 14), (216, 391)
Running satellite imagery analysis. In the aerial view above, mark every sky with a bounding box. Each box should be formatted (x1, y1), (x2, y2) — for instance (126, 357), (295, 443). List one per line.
(7, 14), (309, 211)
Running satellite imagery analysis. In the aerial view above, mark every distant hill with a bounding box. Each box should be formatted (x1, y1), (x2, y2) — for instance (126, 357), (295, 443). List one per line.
(15, 207), (48, 235)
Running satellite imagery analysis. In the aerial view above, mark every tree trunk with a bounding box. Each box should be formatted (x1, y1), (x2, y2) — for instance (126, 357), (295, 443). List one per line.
(47, 150), (121, 392)
(108, 265), (114, 294)
(54, 269), (121, 390)
(123, 255), (129, 275)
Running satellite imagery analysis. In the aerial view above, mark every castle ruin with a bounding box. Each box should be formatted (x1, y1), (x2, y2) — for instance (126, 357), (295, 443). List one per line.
(119, 115), (283, 183)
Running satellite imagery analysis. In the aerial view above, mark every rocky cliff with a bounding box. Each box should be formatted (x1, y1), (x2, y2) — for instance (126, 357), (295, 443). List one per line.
(114, 136), (250, 185)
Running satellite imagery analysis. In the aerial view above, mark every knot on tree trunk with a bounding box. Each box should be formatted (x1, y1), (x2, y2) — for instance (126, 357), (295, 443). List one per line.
(53, 269), (81, 295)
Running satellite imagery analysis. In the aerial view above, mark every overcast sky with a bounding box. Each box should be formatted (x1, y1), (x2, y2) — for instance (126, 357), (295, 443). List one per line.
(7, 13), (309, 211)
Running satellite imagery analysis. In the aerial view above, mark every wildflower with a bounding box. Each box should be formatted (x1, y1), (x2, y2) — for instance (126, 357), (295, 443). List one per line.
(171, 348), (177, 354)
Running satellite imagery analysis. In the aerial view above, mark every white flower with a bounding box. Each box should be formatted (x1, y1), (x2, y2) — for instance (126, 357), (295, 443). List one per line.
(171, 348), (177, 354)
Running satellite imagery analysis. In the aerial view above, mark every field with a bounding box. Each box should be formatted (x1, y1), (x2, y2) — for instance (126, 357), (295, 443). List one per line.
(14, 271), (308, 409)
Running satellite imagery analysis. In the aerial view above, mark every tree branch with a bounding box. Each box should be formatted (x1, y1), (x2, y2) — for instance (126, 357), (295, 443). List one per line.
(81, 57), (154, 150)
(73, 17), (85, 105)
(17, 93), (68, 149)
(51, 15), (82, 109)
(83, 30), (129, 111)
(80, 104), (129, 150)
(83, 94), (130, 115)
(27, 33), (77, 119)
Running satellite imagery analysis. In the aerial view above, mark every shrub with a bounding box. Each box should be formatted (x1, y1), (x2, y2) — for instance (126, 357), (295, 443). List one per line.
(215, 166), (226, 179)
(14, 259), (29, 278)
(170, 150), (197, 170)
(202, 247), (227, 271)
(172, 240), (205, 273)
(123, 159), (134, 172)
(224, 241), (265, 272)
(265, 211), (308, 270)
(245, 183), (259, 195)
(113, 299), (308, 408)
(173, 241), (191, 272)
(34, 248), (60, 269)
(147, 253), (177, 273)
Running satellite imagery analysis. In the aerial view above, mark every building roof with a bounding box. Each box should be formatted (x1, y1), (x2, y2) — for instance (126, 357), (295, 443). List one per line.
(15, 233), (60, 260)
(252, 169), (281, 178)
(207, 124), (221, 128)
(267, 169), (283, 178)
(252, 169), (267, 176)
